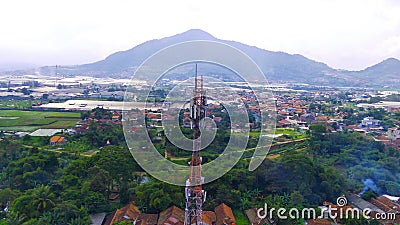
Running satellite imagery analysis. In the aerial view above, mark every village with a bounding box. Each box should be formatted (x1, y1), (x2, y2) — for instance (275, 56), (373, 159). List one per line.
(0, 75), (400, 225)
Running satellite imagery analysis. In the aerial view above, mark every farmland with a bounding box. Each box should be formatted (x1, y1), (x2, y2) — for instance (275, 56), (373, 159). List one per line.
(0, 110), (80, 132)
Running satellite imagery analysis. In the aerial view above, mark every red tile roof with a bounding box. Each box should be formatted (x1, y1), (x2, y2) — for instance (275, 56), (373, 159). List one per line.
(109, 204), (141, 224)
(215, 203), (236, 225)
(245, 208), (269, 225)
(370, 196), (397, 213)
(50, 136), (65, 143)
(202, 211), (216, 225)
(158, 205), (184, 225)
(137, 213), (159, 225)
(375, 136), (389, 141)
(103, 211), (116, 225)
(106, 203), (236, 225)
(278, 119), (291, 125)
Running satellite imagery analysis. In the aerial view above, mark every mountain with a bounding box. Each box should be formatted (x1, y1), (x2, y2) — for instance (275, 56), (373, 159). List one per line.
(28, 29), (400, 87)
(38, 29), (219, 78)
(346, 58), (400, 87)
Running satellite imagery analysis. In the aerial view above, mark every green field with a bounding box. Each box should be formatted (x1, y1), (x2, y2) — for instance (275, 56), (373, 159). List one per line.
(0, 99), (34, 109)
(250, 128), (307, 140)
(0, 110), (80, 132)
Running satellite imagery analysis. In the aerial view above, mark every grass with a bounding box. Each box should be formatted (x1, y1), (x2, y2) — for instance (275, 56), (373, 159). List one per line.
(250, 128), (307, 140)
(0, 110), (80, 131)
(41, 120), (79, 129)
(233, 209), (249, 225)
(0, 99), (33, 109)
(0, 126), (42, 132)
(20, 136), (48, 147)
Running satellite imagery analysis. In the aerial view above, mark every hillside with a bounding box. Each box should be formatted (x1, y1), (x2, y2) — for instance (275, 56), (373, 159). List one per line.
(12, 29), (400, 88)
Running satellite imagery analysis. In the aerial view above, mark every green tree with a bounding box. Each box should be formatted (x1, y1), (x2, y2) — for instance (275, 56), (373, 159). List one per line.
(32, 185), (55, 215)
(6, 213), (25, 225)
(0, 188), (19, 207)
(361, 190), (377, 201)
(289, 191), (305, 207)
(84, 192), (108, 213)
(309, 123), (327, 134)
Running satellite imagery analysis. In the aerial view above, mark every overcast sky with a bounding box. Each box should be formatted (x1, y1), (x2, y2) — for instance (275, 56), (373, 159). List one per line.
(0, 0), (399, 70)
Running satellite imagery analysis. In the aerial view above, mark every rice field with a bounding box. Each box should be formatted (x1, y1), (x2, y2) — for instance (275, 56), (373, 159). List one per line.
(0, 110), (80, 132)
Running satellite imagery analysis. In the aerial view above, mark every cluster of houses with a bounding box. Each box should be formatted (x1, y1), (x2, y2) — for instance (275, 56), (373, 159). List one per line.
(305, 194), (400, 225)
(47, 111), (122, 146)
(93, 203), (236, 225)
(244, 193), (400, 225)
(369, 126), (400, 150)
(271, 91), (400, 150)
(139, 89), (400, 151)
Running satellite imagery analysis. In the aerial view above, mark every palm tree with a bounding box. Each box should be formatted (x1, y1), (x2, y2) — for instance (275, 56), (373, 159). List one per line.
(242, 190), (253, 200)
(32, 185), (56, 215)
(7, 213), (25, 225)
(69, 217), (88, 225)
(240, 197), (249, 211)
(40, 211), (60, 224)
(251, 188), (261, 199)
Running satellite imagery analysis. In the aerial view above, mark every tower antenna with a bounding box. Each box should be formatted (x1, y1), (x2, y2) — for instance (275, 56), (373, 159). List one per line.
(184, 63), (206, 225)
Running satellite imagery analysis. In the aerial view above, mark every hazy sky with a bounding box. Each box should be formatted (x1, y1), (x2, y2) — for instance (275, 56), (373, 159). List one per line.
(0, 0), (399, 70)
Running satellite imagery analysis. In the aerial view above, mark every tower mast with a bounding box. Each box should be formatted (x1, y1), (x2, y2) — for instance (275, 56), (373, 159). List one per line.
(184, 64), (206, 225)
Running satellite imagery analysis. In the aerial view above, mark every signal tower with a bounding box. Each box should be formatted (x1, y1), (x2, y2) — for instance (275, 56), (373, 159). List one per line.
(184, 64), (207, 225)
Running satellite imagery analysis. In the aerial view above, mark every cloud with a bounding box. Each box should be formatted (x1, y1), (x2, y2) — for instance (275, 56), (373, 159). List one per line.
(0, 0), (399, 70)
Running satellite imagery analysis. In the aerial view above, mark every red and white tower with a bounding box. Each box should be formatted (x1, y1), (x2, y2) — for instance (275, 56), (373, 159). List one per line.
(184, 64), (207, 225)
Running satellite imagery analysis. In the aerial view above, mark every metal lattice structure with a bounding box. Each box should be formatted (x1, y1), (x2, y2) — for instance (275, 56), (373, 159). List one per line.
(184, 64), (206, 225)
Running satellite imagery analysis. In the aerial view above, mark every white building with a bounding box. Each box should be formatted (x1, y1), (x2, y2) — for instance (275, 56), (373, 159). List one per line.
(388, 127), (400, 142)
(361, 117), (381, 127)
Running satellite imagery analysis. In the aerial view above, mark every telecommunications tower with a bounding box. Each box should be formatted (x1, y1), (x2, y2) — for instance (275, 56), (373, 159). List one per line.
(184, 64), (207, 225)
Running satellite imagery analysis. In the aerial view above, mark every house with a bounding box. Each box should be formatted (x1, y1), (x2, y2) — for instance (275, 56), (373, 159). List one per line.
(361, 117), (381, 127)
(202, 211), (217, 225)
(112, 115), (120, 121)
(109, 204), (140, 224)
(388, 127), (400, 142)
(368, 196), (400, 224)
(373, 136), (390, 143)
(315, 115), (329, 122)
(49, 136), (67, 146)
(157, 206), (184, 225)
(369, 196), (400, 213)
(138, 214), (159, 225)
(74, 124), (89, 134)
(215, 203), (236, 225)
(89, 213), (107, 225)
(344, 125), (359, 131)
(387, 127), (400, 149)
(105, 203), (158, 225)
(300, 113), (315, 123)
(104, 203), (236, 225)
(245, 208), (273, 225)
(276, 119), (292, 128)
(346, 193), (385, 214)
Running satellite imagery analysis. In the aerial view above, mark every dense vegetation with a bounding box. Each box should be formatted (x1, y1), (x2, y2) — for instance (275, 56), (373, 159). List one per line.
(310, 125), (400, 196)
(0, 108), (399, 225)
